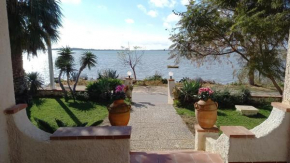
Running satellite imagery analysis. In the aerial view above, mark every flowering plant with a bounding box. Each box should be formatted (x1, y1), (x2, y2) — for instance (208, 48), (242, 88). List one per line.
(198, 87), (214, 101)
(112, 85), (126, 100)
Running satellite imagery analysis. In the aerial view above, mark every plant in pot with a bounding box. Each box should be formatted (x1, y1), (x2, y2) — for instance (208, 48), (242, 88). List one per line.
(194, 87), (218, 129)
(108, 85), (131, 126)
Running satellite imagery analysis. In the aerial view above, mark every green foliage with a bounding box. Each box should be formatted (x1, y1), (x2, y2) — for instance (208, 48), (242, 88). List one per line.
(169, 0), (288, 94)
(26, 72), (44, 95)
(177, 80), (202, 104)
(212, 88), (251, 108)
(80, 51), (97, 70)
(86, 78), (123, 102)
(7, 0), (62, 55)
(75, 92), (90, 101)
(145, 72), (168, 84)
(98, 69), (119, 79)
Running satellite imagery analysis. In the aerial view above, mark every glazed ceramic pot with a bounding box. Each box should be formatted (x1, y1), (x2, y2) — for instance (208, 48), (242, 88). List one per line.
(108, 100), (131, 126)
(194, 99), (218, 128)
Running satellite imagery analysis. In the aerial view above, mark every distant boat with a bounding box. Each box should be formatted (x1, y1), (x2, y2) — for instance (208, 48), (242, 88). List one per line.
(167, 65), (179, 68)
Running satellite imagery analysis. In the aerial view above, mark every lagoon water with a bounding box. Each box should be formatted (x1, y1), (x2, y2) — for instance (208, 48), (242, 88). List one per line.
(23, 50), (242, 85)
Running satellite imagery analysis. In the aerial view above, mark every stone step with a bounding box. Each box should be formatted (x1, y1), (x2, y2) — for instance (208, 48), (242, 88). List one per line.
(130, 150), (223, 163)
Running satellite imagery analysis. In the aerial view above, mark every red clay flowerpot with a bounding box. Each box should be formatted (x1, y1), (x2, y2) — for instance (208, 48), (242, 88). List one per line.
(194, 99), (218, 129)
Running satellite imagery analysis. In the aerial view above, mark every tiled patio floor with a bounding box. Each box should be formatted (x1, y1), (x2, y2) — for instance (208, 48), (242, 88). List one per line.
(129, 92), (195, 151)
(130, 150), (223, 163)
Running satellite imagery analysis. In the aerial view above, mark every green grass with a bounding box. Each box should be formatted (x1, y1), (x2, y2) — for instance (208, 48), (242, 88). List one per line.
(27, 98), (108, 131)
(175, 103), (272, 130)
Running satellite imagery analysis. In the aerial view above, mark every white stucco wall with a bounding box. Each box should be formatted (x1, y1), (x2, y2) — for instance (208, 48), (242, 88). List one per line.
(0, 0), (15, 162)
(7, 109), (130, 163)
(206, 107), (290, 163)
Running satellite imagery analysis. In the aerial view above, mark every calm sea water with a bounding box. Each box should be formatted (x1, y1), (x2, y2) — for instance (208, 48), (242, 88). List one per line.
(23, 50), (242, 85)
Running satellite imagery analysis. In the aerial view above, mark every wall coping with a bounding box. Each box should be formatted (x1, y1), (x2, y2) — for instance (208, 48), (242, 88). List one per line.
(4, 104), (27, 114)
(50, 126), (132, 140)
(220, 126), (255, 138)
(195, 124), (220, 133)
(271, 102), (290, 112)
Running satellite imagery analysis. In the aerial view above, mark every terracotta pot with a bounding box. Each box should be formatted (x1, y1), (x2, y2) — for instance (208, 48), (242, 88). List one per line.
(194, 99), (218, 129)
(108, 100), (131, 126)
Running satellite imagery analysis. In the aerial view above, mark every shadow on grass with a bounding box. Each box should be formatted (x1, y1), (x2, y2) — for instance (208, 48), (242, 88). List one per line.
(34, 98), (46, 107)
(55, 98), (82, 125)
(246, 113), (267, 119)
(90, 120), (104, 126)
(217, 111), (227, 116)
(68, 101), (95, 111)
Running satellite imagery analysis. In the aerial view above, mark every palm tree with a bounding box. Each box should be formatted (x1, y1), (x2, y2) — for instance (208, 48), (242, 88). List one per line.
(26, 72), (44, 95)
(6, 0), (62, 101)
(73, 51), (97, 93)
(55, 47), (74, 100)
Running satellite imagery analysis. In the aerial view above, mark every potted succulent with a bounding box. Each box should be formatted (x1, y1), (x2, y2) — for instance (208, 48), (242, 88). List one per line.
(194, 87), (218, 128)
(107, 85), (131, 126)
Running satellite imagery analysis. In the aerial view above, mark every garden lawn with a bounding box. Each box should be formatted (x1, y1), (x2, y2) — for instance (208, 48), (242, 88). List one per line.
(27, 98), (108, 131)
(175, 104), (272, 134)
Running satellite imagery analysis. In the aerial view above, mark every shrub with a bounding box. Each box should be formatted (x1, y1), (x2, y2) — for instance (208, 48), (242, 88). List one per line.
(177, 80), (202, 104)
(212, 88), (251, 109)
(144, 71), (167, 84)
(26, 72), (44, 95)
(86, 78), (122, 102)
(75, 92), (90, 101)
(98, 69), (119, 79)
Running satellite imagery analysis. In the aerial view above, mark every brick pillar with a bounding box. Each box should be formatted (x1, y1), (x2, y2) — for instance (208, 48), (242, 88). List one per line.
(168, 79), (175, 104)
(0, 0), (15, 162)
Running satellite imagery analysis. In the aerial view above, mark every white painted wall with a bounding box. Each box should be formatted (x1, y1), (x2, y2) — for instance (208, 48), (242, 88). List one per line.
(7, 109), (130, 163)
(0, 0), (15, 162)
(206, 107), (290, 163)
(167, 79), (175, 104)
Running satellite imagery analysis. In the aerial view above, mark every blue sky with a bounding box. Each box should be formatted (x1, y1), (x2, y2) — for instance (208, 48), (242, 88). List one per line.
(54, 0), (189, 49)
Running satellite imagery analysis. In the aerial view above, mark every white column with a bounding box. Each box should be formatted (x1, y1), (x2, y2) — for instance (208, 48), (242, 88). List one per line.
(0, 0), (15, 162)
(167, 79), (175, 104)
(47, 38), (55, 89)
(124, 78), (133, 100)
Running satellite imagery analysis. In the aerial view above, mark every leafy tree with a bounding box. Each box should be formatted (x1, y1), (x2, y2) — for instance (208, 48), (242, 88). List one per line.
(169, 0), (289, 94)
(55, 47), (75, 101)
(6, 0), (62, 102)
(118, 45), (143, 80)
(72, 51), (97, 93)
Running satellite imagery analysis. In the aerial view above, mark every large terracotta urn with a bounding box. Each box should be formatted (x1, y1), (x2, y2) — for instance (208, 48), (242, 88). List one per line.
(108, 100), (131, 126)
(194, 99), (218, 128)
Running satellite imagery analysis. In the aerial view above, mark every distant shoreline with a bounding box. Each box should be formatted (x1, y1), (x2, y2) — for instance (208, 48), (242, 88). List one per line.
(52, 48), (170, 51)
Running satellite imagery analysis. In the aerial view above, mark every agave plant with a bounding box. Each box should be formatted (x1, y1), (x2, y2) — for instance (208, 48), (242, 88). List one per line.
(26, 72), (44, 95)
(179, 80), (202, 103)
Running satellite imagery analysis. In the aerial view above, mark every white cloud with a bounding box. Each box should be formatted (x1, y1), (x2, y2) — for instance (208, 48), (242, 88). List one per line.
(97, 5), (107, 10)
(163, 13), (181, 28)
(147, 10), (158, 17)
(60, 0), (81, 4)
(137, 4), (147, 13)
(125, 19), (134, 24)
(137, 4), (158, 17)
(53, 19), (171, 50)
(181, 0), (189, 5)
(149, 0), (176, 8)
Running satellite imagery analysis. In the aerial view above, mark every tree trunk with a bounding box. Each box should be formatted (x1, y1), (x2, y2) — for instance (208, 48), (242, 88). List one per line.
(66, 73), (75, 102)
(248, 67), (255, 86)
(11, 48), (28, 103)
(267, 74), (283, 95)
(58, 71), (68, 98)
(73, 67), (84, 93)
(132, 67), (137, 80)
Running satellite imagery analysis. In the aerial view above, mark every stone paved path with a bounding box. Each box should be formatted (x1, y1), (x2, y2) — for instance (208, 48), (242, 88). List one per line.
(129, 91), (195, 152)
